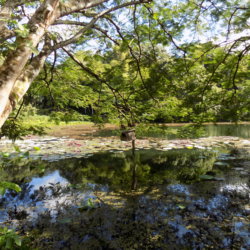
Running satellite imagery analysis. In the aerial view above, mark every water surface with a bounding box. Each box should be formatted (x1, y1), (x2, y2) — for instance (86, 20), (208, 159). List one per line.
(205, 124), (250, 138)
(0, 147), (249, 249)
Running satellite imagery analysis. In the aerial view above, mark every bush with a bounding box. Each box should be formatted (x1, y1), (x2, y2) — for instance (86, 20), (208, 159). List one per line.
(0, 119), (45, 142)
(48, 111), (91, 124)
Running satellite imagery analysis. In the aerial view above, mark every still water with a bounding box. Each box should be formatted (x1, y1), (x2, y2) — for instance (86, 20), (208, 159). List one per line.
(0, 148), (249, 249)
(205, 124), (250, 138)
(95, 123), (250, 139)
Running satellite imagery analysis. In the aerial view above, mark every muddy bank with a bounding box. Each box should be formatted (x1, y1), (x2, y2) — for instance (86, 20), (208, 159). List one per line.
(46, 123), (118, 139)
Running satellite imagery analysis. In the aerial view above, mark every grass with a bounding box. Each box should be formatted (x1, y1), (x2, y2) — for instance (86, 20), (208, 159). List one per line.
(21, 115), (94, 128)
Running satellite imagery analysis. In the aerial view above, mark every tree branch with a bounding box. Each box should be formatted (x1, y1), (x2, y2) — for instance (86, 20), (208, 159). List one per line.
(62, 48), (135, 125)
(51, 0), (152, 50)
(53, 20), (119, 45)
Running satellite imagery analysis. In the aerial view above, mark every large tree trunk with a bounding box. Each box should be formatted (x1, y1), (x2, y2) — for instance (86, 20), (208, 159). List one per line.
(0, 47), (50, 128)
(0, 0), (60, 128)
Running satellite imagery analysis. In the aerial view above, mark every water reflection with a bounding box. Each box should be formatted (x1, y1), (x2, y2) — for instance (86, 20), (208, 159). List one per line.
(94, 124), (250, 139)
(0, 148), (248, 194)
(45, 149), (217, 191)
(205, 124), (250, 138)
(0, 148), (249, 249)
(29, 170), (68, 192)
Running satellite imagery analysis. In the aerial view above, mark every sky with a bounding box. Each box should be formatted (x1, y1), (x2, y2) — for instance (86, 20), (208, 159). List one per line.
(16, 0), (250, 58)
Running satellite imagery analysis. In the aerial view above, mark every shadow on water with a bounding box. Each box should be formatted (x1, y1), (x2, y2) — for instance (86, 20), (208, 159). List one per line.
(0, 148), (250, 249)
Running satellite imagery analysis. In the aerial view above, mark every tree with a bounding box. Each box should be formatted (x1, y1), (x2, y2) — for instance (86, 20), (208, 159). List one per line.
(0, 0), (152, 128)
(0, 0), (249, 129)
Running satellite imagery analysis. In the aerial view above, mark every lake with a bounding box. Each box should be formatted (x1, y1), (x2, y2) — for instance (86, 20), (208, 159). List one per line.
(0, 146), (249, 249)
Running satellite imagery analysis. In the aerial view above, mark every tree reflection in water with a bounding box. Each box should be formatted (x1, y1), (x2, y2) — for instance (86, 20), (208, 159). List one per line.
(1, 148), (250, 249)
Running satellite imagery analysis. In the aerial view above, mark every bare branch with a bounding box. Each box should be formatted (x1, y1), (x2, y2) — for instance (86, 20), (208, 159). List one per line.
(53, 20), (89, 26)
(227, 8), (238, 39)
(59, 0), (110, 17)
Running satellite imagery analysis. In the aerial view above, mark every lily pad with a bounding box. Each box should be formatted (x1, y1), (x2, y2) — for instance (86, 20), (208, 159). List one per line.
(199, 175), (225, 181)
(214, 162), (229, 167)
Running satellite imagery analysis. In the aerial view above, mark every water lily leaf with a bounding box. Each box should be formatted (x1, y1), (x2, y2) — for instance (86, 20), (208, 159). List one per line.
(177, 204), (185, 209)
(199, 175), (224, 181)
(214, 162), (229, 167)
(58, 218), (72, 224)
(200, 174), (215, 180)
(33, 146), (41, 151)
(23, 151), (30, 157)
(78, 206), (89, 212)
(6, 237), (12, 249)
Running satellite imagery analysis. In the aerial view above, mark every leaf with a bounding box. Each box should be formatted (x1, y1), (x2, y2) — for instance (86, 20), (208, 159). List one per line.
(13, 145), (21, 152)
(5, 237), (13, 249)
(0, 187), (6, 196)
(153, 12), (159, 20)
(199, 174), (215, 180)
(86, 198), (95, 208)
(33, 146), (40, 151)
(23, 151), (30, 158)
(2, 153), (10, 158)
(15, 23), (29, 38)
(177, 204), (185, 209)
(0, 182), (21, 194)
(199, 175), (224, 181)
(14, 237), (22, 247)
(214, 162), (229, 167)
(26, 41), (39, 55)
(58, 218), (72, 224)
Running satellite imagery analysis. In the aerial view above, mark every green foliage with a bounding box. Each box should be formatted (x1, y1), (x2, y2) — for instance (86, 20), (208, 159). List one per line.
(0, 181), (21, 196)
(30, 38), (250, 126)
(15, 23), (29, 38)
(46, 148), (217, 191)
(175, 124), (205, 139)
(79, 198), (96, 211)
(1, 0), (248, 129)
(135, 124), (170, 138)
(0, 227), (22, 250)
(0, 104), (47, 141)
(0, 119), (45, 142)
(135, 124), (205, 139)
(0, 152), (24, 249)
(48, 111), (91, 124)
(0, 147), (46, 185)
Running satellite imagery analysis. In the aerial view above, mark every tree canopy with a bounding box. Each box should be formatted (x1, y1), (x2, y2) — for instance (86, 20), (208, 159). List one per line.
(0, 0), (249, 131)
